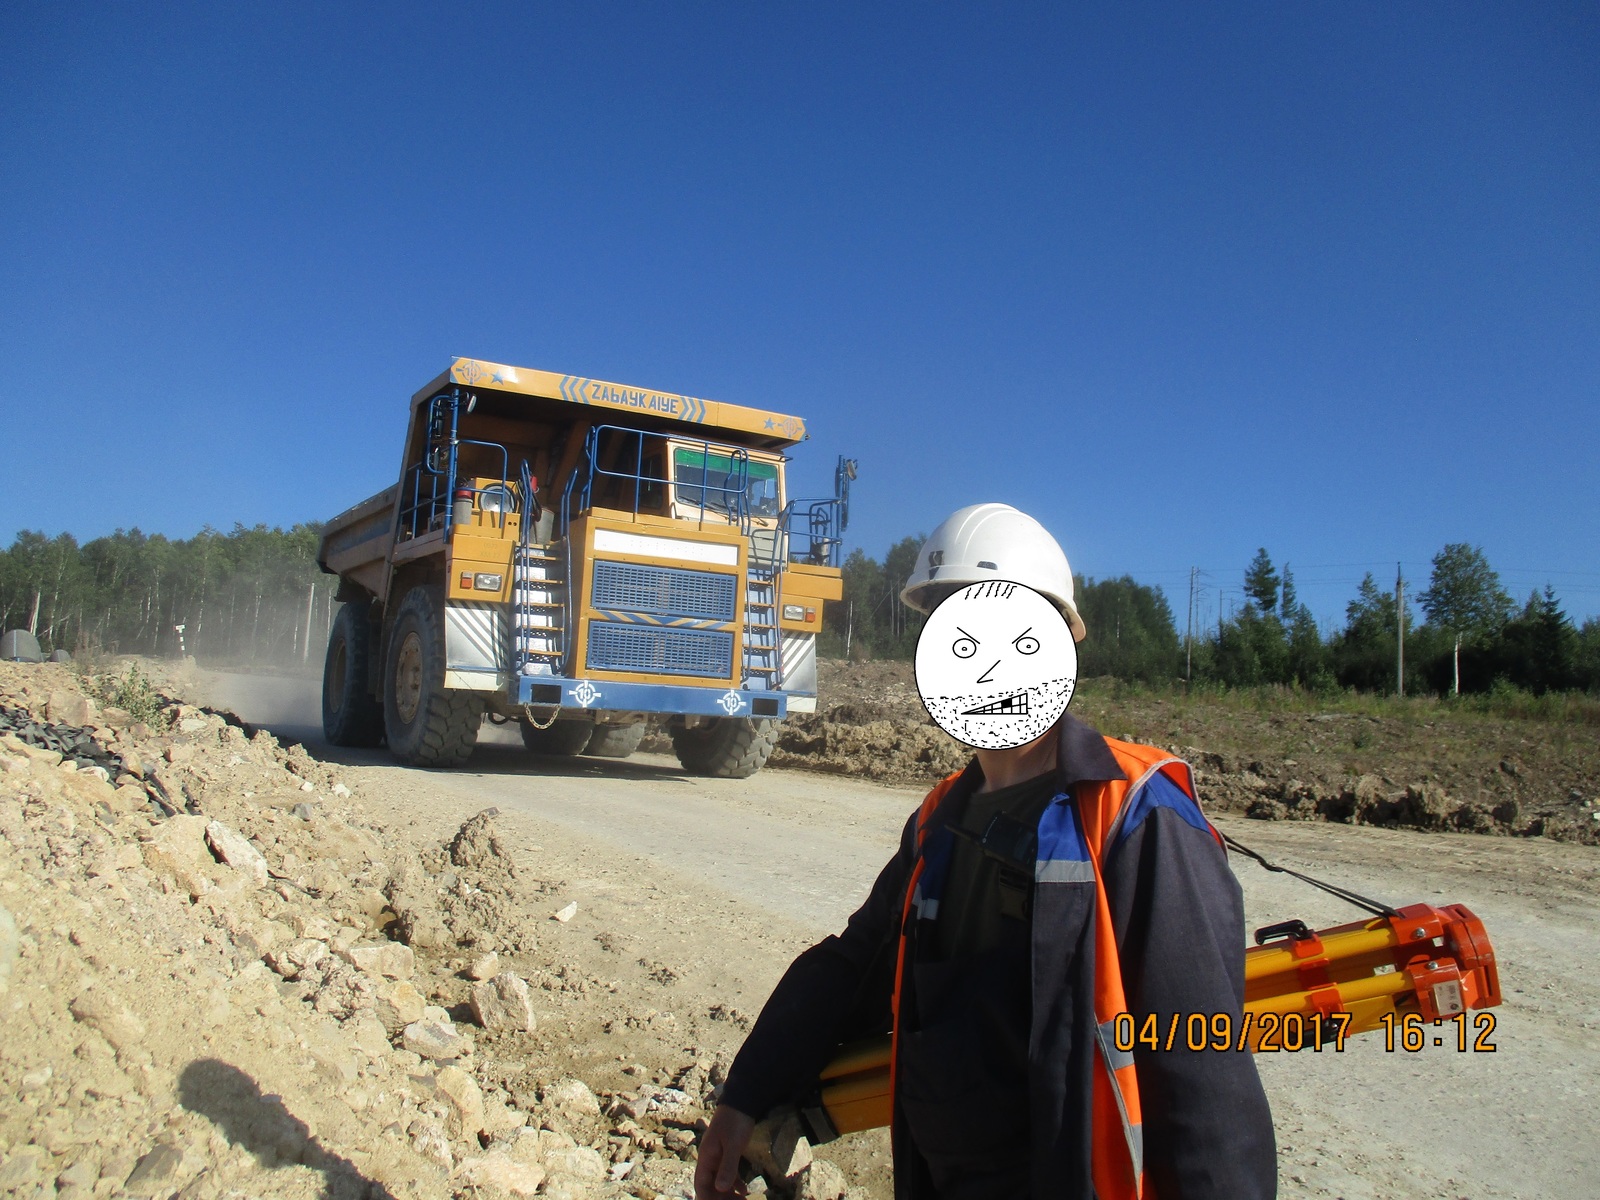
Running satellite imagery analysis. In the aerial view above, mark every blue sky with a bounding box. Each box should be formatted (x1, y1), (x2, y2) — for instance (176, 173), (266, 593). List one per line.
(2, 3), (1596, 632)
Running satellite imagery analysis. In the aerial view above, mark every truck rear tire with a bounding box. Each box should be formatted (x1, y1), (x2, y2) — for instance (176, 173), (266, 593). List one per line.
(520, 717), (594, 756)
(323, 602), (385, 747)
(670, 717), (779, 779)
(584, 721), (647, 759)
(382, 585), (484, 767)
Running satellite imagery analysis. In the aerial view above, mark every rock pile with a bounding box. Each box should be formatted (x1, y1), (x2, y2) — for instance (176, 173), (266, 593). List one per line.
(0, 662), (852, 1199)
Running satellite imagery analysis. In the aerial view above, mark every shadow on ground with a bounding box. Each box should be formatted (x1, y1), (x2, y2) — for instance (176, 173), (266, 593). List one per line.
(178, 1059), (398, 1200)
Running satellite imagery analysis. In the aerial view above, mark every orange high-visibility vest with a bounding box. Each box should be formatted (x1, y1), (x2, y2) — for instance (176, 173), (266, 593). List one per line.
(890, 739), (1212, 1200)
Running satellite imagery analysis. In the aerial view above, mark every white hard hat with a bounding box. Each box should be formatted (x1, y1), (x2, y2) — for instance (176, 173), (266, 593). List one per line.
(899, 503), (1087, 642)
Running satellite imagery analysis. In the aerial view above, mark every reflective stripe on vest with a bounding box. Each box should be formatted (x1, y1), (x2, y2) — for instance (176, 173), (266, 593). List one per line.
(889, 739), (1217, 1200)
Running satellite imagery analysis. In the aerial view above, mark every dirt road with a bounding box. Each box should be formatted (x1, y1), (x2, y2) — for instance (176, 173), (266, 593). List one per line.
(208, 672), (1600, 1200)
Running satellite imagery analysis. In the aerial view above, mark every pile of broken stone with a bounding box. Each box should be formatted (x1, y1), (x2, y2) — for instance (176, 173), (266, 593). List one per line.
(0, 663), (848, 1200)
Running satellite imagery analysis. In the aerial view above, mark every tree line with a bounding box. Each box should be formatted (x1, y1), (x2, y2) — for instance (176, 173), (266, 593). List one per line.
(7, 523), (1596, 696)
(820, 539), (1600, 697)
(1, 525), (334, 666)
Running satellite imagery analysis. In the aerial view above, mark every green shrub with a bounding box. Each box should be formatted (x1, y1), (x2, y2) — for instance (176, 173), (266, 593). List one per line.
(91, 664), (164, 725)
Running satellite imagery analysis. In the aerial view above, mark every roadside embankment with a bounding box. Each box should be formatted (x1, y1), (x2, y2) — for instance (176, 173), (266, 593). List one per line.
(763, 660), (1600, 844)
(0, 662), (849, 1200)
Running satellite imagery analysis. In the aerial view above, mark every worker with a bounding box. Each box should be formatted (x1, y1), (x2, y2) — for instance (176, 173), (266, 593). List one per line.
(695, 504), (1277, 1200)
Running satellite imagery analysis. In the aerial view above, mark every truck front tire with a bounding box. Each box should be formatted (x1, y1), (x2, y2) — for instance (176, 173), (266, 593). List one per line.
(323, 602), (384, 747)
(382, 586), (484, 767)
(670, 717), (779, 779)
(519, 717), (594, 756)
(584, 721), (647, 759)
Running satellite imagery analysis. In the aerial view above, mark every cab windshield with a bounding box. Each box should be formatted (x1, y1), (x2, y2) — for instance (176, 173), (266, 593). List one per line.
(673, 448), (781, 519)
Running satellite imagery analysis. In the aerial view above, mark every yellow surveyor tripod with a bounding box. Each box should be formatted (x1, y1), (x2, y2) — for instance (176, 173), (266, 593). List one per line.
(805, 901), (1501, 1142)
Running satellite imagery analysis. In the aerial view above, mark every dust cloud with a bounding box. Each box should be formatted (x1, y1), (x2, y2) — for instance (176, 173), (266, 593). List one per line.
(198, 672), (324, 745)
(196, 670), (525, 750)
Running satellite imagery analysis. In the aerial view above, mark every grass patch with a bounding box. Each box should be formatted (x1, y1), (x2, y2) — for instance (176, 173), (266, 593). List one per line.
(1075, 676), (1600, 728)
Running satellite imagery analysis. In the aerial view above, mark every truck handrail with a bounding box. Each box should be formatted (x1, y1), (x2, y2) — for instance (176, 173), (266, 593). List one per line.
(560, 425), (756, 535)
(781, 498), (845, 568)
(399, 388), (515, 539)
(780, 455), (855, 568)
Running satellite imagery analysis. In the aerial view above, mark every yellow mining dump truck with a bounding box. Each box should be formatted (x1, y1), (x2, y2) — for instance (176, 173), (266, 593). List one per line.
(316, 358), (854, 777)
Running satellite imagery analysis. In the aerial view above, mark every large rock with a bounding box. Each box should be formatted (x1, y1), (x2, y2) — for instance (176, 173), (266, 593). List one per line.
(205, 820), (268, 886)
(141, 815), (220, 897)
(537, 1076), (604, 1143)
(402, 1017), (470, 1060)
(389, 894), (453, 950)
(745, 1107), (813, 1181)
(339, 941), (415, 980)
(69, 990), (147, 1058)
(0, 1144), (46, 1190)
(798, 1159), (849, 1200)
(435, 1064), (486, 1139)
(374, 979), (427, 1034)
(511, 1128), (606, 1191)
(47, 690), (97, 727)
(456, 1151), (545, 1197)
(122, 1143), (190, 1197)
(266, 939), (329, 980)
(410, 1119), (453, 1168)
(471, 971), (536, 1033)
(543, 1076), (602, 1120)
(482, 1095), (527, 1138)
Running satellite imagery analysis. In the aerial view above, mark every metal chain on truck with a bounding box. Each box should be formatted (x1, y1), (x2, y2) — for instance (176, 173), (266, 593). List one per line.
(522, 704), (561, 731)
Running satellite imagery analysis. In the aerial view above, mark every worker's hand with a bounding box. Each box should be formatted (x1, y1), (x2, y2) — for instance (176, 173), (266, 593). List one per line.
(695, 1103), (756, 1200)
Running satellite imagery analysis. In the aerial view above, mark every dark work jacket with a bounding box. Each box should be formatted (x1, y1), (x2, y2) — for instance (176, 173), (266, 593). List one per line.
(721, 714), (1277, 1199)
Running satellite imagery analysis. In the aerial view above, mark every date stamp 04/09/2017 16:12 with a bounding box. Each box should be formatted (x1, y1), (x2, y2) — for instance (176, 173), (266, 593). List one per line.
(1111, 1010), (1499, 1054)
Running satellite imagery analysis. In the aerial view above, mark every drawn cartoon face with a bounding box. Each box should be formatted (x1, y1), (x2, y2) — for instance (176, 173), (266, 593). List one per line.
(914, 581), (1077, 749)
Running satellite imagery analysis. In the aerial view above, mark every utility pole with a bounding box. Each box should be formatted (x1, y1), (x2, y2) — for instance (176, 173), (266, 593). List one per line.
(1452, 633), (1460, 697)
(1186, 567), (1196, 691)
(1395, 563), (1405, 697)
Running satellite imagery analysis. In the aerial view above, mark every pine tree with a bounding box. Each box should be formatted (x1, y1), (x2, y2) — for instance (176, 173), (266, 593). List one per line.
(1243, 549), (1279, 614)
(1499, 586), (1576, 694)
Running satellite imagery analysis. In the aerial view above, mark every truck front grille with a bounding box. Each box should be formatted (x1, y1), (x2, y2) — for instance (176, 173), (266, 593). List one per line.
(586, 622), (734, 678)
(591, 561), (738, 622)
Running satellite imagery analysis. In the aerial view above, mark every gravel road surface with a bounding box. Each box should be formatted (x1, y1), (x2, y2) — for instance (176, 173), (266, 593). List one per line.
(208, 672), (1600, 1200)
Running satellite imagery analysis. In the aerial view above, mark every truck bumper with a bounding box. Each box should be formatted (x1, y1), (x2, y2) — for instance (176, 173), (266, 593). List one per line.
(512, 675), (789, 720)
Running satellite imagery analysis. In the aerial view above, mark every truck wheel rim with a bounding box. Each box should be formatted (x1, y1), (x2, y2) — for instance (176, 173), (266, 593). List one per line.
(395, 631), (423, 723)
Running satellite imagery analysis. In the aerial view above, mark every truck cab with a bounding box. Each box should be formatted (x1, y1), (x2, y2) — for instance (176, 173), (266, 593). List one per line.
(316, 358), (853, 777)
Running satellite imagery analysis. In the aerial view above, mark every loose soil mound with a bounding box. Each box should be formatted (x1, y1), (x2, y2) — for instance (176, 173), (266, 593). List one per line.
(0, 662), (848, 1200)
(772, 660), (1599, 845)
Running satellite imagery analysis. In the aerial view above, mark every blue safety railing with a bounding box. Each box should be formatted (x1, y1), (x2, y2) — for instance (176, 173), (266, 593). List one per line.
(779, 499), (845, 568)
(398, 388), (518, 540)
(558, 425), (755, 537)
(779, 455), (856, 568)
(518, 458), (538, 544)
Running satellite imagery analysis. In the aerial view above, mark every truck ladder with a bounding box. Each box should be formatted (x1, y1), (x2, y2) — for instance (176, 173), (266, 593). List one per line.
(742, 561), (783, 688)
(513, 542), (567, 676)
